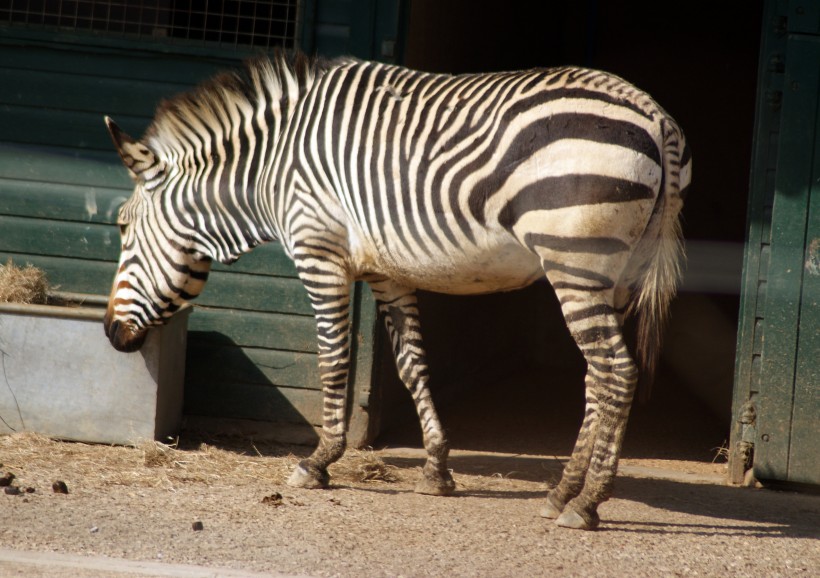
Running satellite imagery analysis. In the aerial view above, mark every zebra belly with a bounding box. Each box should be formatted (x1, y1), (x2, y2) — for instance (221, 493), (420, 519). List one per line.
(352, 235), (543, 295)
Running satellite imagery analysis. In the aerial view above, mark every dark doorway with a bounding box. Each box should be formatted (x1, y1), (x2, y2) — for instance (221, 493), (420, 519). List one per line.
(375, 0), (763, 463)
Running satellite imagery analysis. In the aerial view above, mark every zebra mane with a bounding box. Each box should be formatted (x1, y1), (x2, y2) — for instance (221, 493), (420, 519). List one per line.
(144, 50), (335, 152)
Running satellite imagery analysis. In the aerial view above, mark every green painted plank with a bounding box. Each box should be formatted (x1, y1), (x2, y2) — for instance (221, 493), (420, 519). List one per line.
(755, 36), (820, 483)
(0, 215), (120, 261)
(186, 344), (320, 390)
(0, 104), (149, 152)
(0, 179), (126, 224)
(184, 380), (324, 425)
(211, 243), (299, 277)
(0, 67), (189, 117)
(197, 270), (312, 315)
(188, 308), (317, 352)
(0, 33), (241, 83)
(0, 143), (131, 188)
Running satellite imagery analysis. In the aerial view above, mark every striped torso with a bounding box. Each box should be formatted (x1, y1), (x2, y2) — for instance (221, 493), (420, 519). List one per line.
(269, 61), (671, 294)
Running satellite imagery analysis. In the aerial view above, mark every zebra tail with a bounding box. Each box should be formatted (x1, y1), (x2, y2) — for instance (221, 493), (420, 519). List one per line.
(631, 118), (689, 399)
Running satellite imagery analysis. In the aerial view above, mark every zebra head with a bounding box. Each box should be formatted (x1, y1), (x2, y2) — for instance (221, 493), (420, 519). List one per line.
(103, 117), (212, 352)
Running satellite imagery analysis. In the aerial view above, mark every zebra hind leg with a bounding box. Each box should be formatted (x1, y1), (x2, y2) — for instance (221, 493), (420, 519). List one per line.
(543, 286), (638, 530)
(287, 279), (353, 489)
(370, 280), (456, 496)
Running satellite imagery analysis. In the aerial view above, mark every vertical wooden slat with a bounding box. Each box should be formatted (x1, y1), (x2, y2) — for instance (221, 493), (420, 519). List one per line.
(788, 74), (820, 483)
(755, 34), (820, 483)
(347, 281), (382, 447)
(730, 0), (789, 483)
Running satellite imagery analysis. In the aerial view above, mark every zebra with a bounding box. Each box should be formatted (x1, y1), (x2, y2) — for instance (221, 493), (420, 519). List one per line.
(103, 51), (690, 531)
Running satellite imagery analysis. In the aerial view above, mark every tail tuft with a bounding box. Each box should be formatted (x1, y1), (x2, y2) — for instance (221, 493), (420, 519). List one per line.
(631, 119), (690, 399)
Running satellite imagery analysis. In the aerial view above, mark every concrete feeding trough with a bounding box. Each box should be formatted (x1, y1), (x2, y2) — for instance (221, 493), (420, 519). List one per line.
(0, 293), (190, 445)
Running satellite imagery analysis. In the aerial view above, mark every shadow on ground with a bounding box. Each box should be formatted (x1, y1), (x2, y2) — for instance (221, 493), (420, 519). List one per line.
(379, 451), (820, 541)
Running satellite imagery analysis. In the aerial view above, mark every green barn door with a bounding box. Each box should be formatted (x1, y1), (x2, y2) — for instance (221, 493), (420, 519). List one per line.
(732, 0), (820, 487)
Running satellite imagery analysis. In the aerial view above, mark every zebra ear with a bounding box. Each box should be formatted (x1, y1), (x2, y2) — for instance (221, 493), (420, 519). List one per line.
(105, 116), (161, 181)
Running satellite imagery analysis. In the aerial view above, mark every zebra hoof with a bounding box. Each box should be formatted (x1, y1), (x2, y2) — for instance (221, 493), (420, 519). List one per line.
(539, 497), (564, 519)
(414, 473), (456, 496)
(286, 462), (329, 489)
(554, 508), (599, 530)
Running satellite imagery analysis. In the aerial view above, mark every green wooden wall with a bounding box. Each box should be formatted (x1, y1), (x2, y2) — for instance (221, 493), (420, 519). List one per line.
(0, 14), (389, 445)
(732, 0), (820, 487)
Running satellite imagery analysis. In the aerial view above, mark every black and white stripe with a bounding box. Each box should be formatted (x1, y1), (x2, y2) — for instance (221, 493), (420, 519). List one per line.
(104, 52), (690, 530)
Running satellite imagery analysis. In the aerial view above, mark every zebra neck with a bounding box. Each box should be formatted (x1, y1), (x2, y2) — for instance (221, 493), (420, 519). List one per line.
(145, 53), (331, 264)
(184, 167), (278, 265)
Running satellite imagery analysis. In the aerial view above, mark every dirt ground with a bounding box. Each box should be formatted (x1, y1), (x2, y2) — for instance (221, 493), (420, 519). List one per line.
(0, 432), (818, 578)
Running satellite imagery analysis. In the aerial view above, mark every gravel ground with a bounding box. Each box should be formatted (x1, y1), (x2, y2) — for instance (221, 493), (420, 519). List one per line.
(0, 435), (818, 578)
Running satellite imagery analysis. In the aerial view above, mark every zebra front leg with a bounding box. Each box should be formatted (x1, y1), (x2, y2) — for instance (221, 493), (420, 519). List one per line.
(370, 280), (455, 496)
(287, 279), (352, 489)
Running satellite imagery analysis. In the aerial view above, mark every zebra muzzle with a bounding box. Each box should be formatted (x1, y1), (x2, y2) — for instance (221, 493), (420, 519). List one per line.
(104, 314), (148, 353)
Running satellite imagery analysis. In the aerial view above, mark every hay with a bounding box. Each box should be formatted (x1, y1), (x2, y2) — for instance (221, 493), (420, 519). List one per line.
(0, 434), (401, 494)
(0, 433), (295, 491)
(330, 449), (402, 483)
(0, 259), (49, 304)
(712, 440), (730, 463)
